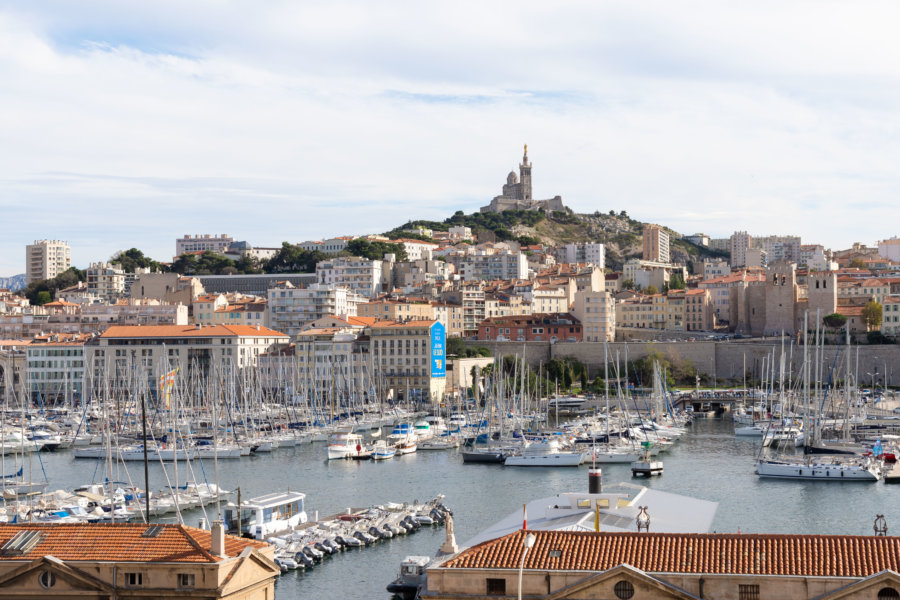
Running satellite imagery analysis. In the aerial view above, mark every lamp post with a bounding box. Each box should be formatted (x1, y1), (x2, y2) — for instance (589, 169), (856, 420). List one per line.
(518, 532), (536, 600)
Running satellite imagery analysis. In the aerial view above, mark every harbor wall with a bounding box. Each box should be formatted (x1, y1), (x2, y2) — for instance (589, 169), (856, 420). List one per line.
(466, 340), (900, 386)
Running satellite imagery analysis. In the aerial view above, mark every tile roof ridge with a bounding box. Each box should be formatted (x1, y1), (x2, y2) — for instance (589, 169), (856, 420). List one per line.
(178, 524), (220, 562)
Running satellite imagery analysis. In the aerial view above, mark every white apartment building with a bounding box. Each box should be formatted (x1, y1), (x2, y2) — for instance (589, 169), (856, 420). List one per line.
(448, 226), (473, 241)
(883, 297), (900, 336)
(878, 238), (900, 263)
(175, 234), (234, 257)
(459, 252), (528, 282)
(26, 240), (71, 284)
(623, 259), (687, 291)
(86, 262), (126, 302)
(25, 333), (90, 402)
(87, 324), (289, 387)
(393, 239), (438, 261)
(316, 256), (392, 297)
(298, 237), (353, 254)
(756, 235), (801, 264)
(572, 290), (615, 342)
(267, 282), (365, 338)
(557, 243), (605, 268)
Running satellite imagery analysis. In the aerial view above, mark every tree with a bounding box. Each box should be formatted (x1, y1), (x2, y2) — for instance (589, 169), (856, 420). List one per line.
(35, 291), (52, 305)
(645, 285), (659, 295)
(264, 243), (324, 273)
(345, 239), (408, 261)
(668, 273), (686, 290)
(823, 313), (847, 329)
(22, 267), (86, 305)
(862, 300), (883, 331)
(849, 258), (868, 269)
(111, 248), (162, 273)
(621, 279), (635, 290)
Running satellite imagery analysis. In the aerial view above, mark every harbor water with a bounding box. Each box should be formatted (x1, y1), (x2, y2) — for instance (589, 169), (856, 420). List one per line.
(17, 418), (900, 599)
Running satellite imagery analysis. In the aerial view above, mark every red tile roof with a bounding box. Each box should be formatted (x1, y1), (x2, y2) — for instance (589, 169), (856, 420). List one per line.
(444, 530), (900, 577)
(0, 523), (267, 563)
(100, 325), (288, 338)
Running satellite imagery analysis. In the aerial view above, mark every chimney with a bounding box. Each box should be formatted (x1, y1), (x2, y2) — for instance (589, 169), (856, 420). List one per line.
(211, 520), (226, 557)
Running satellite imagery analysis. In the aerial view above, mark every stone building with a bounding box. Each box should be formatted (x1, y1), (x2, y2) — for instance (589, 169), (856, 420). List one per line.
(422, 528), (900, 600)
(0, 522), (277, 600)
(480, 146), (565, 213)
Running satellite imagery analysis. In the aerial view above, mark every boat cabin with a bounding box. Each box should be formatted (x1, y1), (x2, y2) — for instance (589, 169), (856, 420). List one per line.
(224, 491), (307, 539)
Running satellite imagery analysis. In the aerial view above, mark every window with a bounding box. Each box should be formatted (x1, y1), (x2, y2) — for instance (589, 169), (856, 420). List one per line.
(39, 570), (56, 589)
(486, 578), (506, 595)
(738, 584), (760, 600)
(614, 580), (634, 599)
(178, 573), (196, 588)
(124, 572), (143, 587)
(878, 589), (900, 600)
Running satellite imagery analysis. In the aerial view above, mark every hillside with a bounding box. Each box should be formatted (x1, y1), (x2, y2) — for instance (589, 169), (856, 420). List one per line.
(0, 274), (26, 291)
(387, 210), (727, 272)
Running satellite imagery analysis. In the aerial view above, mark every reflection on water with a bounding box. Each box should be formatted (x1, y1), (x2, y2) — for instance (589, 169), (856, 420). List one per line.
(23, 419), (900, 599)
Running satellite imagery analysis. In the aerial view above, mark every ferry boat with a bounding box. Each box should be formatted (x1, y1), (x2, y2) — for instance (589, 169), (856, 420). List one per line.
(224, 490), (307, 539)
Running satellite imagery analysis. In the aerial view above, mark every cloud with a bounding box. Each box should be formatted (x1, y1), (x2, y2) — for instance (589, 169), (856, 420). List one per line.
(1, 1), (900, 274)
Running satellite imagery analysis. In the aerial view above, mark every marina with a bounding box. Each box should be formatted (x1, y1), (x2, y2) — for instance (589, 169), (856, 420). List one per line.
(0, 415), (898, 598)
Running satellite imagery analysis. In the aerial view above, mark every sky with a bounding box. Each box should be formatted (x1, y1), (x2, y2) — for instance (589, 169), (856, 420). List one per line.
(2, 1), (900, 276)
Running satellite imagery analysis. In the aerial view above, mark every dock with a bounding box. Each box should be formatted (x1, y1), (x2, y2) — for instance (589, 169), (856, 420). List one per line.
(883, 462), (900, 484)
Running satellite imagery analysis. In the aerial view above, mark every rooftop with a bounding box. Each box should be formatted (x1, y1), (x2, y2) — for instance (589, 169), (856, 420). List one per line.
(445, 529), (900, 577)
(0, 523), (267, 563)
(100, 324), (288, 339)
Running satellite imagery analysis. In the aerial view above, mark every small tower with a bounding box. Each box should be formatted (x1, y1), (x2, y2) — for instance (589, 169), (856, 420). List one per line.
(519, 144), (532, 201)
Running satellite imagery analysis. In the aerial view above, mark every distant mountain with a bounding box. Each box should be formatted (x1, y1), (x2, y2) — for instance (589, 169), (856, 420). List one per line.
(0, 274), (26, 291)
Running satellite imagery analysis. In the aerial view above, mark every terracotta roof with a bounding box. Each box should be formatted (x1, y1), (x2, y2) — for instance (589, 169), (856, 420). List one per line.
(0, 523), (267, 563)
(371, 319), (438, 329)
(100, 325), (288, 338)
(444, 530), (900, 577)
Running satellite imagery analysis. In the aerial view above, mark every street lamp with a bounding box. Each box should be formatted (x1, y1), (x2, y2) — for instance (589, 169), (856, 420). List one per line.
(518, 532), (536, 600)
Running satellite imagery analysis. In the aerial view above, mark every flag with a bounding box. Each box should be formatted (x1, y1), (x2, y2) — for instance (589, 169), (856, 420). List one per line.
(158, 367), (179, 409)
(523, 503), (527, 530)
(594, 502), (600, 532)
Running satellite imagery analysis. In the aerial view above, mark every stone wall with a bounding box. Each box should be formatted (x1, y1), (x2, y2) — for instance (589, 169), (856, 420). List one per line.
(465, 339), (900, 386)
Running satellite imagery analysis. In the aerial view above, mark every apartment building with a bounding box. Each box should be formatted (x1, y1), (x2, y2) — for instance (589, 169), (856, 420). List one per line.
(25, 240), (71, 284)
(86, 324), (288, 388)
(316, 256), (392, 297)
(556, 243), (605, 268)
(642, 224), (670, 263)
(369, 320), (446, 402)
(729, 231), (752, 268)
(86, 261), (126, 302)
(175, 233), (234, 256)
(477, 314), (582, 343)
(267, 282), (365, 338)
(702, 259), (730, 281)
(572, 290), (615, 342)
(298, 236), (354, 254)
(459, 252), (528, 282)
(443, 284), (486, 336)
(883, 296), (900, 336)
(25, 332), (91, 402)
(358, 298), (435, 322)
(756, 235), (801, 264)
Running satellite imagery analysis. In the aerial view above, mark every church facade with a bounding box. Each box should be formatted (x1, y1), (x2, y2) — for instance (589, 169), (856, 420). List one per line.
(480, 146), (566, 213)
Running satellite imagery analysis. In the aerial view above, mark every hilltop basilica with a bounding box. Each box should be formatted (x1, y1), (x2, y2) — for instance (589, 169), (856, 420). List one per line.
(480, 145), (566, 213)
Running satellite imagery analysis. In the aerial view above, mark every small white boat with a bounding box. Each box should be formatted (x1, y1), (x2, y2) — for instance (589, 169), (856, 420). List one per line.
(371, 440), (397, 460)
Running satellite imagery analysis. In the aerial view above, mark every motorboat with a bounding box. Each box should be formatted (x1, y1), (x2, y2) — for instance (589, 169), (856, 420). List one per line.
(224, 490), (307, 539)
(388, 424), (417, 455)
(756, 456), (882, 481)
(326, 430), (369, 460)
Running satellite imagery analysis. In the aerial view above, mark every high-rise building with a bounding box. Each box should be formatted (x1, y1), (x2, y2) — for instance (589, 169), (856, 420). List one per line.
(729, 231), (752, 268)
(25, 240), (71, 284)
(642, 225), (670, 263)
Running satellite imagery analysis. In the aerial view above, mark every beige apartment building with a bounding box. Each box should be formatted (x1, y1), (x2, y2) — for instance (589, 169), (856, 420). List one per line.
(572, 290), (615, 342)
(642, 224), (670, 263)
(0, 522), (277, 600)
(369, 320), (446, 402)
(25, 240), (71, 285)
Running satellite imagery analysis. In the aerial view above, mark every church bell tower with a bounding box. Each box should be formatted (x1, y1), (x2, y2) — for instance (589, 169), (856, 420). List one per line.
(519, 144), (532, 201)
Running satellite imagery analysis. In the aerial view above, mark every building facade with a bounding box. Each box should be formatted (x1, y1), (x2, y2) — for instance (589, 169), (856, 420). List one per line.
(25, 240), (71, 285)
(175, 234), (234, 257)
(642, 224), (670, 263)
